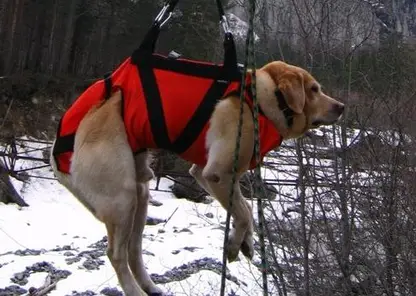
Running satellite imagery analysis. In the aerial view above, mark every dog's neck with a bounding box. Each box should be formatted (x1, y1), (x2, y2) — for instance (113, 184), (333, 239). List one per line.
(274, 90), (294, 128)
(245, 90), (293, 126)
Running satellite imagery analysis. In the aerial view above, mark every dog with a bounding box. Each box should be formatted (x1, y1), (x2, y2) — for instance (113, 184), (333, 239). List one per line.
(50, 60), (344, 296)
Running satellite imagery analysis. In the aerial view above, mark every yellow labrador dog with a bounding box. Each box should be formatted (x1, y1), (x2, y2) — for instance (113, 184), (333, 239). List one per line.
(50, 61), (344, 295)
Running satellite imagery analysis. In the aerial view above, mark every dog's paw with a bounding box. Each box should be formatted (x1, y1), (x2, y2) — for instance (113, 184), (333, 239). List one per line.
(227, 245), (240, 263)
(145, 286), (164, 296)
(226, 231), (241, 262)
(240, 238), (254, 259)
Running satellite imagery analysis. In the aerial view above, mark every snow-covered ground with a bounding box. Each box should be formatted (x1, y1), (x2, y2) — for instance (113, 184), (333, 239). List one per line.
(0, 125), (376, 295)
(0, 139), (274, 296)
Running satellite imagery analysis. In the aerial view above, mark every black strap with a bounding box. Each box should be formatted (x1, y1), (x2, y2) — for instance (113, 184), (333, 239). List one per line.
(133, 53), (240, 81)
(215, 0), (226, 20)
(275, 90), (294, 127)
(136, 58), (231, 154)
(136, 60), (172, 149)
(52, 118), (73, 155)
(134, 0), (239, 80)
(171, 79), (230, 154)
(52, 118), (74, 172)
(223, 32), (239, 78)
(103, 72), (112, 100)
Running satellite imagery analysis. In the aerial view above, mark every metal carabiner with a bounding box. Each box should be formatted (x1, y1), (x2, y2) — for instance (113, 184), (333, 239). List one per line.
(154, 4), (169, 25)
(154, 0), (177, 28)
(159, 12), (173, 28)
(220, 15), (230, 33)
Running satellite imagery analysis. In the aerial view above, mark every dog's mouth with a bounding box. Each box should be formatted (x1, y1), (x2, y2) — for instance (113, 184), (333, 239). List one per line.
(311, 115), (343, 128)
(311, 120), (324, 128)
(311, 104), (345, 128)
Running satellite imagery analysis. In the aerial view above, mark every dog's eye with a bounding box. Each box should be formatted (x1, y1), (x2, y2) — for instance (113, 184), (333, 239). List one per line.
(311, 85), (319, 93)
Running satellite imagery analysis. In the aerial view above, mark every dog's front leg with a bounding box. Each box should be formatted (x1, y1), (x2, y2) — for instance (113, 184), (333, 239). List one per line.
(191, 164), (254, 261)
(203, 171), (254, 262)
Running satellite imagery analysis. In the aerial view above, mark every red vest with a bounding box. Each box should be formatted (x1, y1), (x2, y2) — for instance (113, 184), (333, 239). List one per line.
(52, 55), (282, 174)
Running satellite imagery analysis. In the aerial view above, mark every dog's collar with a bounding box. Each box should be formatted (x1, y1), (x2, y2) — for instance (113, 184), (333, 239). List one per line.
(225, 89), (294, 128)
(275, 90), (294, 128)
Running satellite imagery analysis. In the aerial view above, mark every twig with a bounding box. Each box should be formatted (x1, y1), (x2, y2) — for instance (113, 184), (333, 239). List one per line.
(27, 274), (58, 296)
(163, 207), (179, 227)
(0, 97), (14, 130)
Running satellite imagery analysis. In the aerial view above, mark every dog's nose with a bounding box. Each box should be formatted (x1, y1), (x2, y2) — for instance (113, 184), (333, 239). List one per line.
(333, 103), (345, 115)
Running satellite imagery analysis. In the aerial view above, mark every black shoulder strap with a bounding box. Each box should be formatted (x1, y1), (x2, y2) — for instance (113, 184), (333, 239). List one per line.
(132, 0), (239, 80)
(136, 58), (231, 154)
(170, 79), (229, 153)
(136, 59), (172, 149)
(103, 72), (112, 100)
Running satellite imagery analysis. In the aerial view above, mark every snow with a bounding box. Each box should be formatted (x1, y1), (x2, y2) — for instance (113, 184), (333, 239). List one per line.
(0, 138), (271, 295)
(227, 13), (260, 42)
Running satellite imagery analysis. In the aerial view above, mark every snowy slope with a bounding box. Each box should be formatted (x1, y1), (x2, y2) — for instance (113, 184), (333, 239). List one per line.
(0, 139), (273, 296)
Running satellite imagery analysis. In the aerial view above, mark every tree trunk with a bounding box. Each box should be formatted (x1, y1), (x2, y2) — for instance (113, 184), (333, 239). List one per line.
(296, 141), (310, 296)
(47, 0), (59, 74)
(5, 0), (24, 74)
(0, 161), (28, 207)
(58, 0), (79, 74)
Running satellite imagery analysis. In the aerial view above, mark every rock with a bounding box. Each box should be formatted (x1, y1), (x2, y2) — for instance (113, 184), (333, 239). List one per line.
(175, 228), (192, 234)
(143, 250), (155, 256)
(205, 212), (214, 219)
(169, 171), (276, 202)
(149, 197), (163, 207)
(0, 160), (28, 207)
(11, 272), (28, 285)
(146, 216), (166, 226)
(149, 257), (243, 286)
(82, 258), (105, 271)
(100, 287), (123, 296)
(170, 176), (210, 203)
(0, 285), (27, 296)
(14, 248), (42, 256)
(240, 173), (277, 200)
(183, 246), (200, 252)
(88, 236), (107, 249)
(65, 257), (81, 265)
(67, 291), (96, 296)
(11, 261), (71, 286)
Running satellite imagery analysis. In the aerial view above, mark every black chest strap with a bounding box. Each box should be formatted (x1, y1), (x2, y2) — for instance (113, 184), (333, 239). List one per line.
(135, 58), (231, 154)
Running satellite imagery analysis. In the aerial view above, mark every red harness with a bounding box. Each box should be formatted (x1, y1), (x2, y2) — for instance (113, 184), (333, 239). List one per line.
(52, 54), (283, 174)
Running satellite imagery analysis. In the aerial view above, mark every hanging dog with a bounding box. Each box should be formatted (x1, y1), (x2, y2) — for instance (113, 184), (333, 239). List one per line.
(50, 0), (345, 295)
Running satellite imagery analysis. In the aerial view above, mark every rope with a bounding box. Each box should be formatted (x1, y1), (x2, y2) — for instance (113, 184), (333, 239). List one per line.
(247, 0), (269, 294)
(220, 0), (261, 295)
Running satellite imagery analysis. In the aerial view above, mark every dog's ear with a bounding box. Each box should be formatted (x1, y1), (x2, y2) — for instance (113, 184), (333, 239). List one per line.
(278, 73), (305, 114)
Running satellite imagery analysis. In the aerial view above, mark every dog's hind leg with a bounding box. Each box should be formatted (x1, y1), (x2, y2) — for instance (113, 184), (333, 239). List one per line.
(128, 183), (163, 295)
(128, 154), (163, 296)
(105, 191), (147, 296)
(69, 91), (147, 295)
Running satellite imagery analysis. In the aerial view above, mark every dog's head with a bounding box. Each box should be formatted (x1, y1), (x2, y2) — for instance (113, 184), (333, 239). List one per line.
(257, 61), (345, 139)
